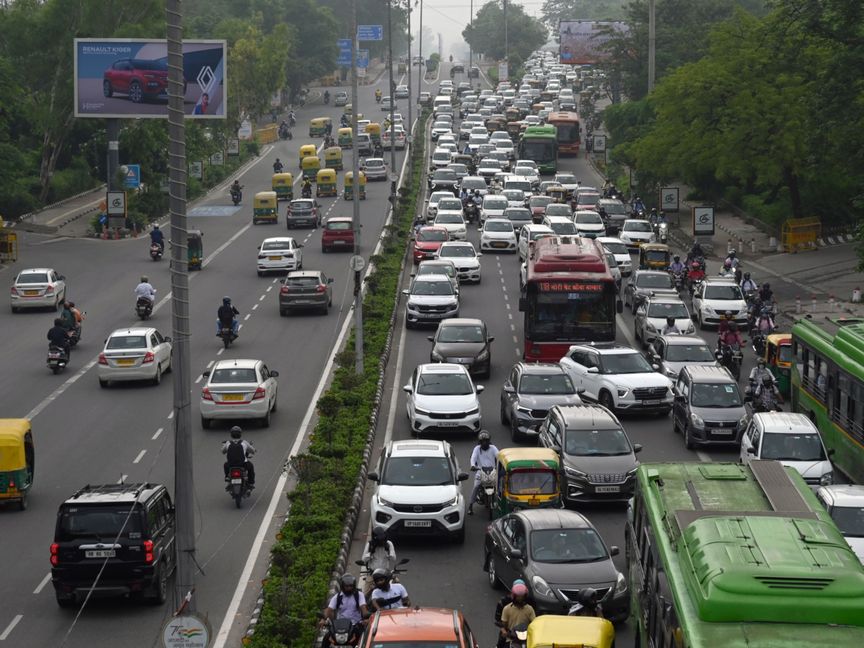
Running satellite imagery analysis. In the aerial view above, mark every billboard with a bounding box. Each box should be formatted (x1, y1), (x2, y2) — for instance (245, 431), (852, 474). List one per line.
(558, 21), (627, 65)
(74, 39), (227, 118)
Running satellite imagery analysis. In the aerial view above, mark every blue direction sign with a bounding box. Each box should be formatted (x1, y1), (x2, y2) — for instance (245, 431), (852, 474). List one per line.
(123, 164), (141, 189)
(357, 50), (369, 68)
(337, 38), (352, 66)
(357, 25), (383, 41)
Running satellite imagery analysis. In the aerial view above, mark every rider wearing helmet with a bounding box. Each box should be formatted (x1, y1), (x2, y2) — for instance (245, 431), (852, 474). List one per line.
(370, 568), (410, 611)
(661, 316), (680, 335)
(754, 372), (784, 410)
(322, 573), (368, 628)
(500, 582), (536, 638)
(572, 587), (603, 617)
(725, 249), (740, 268)
(719, 321), (744, 350)
(740, 271), (758, 294)
(469, 430), (499, 515)
(134, 275), (156, 305)
(222, 426), (255, 486)
(273, 158), (284, 173)
(759, 282), (773, 304)
(217, 296), (240, 338)
(669, 254), (685, 274)
(749, 358), (773, 387)
(361, 526), (397, 595)
(149, 224), (164, 252)
(495, 580), (526, 648)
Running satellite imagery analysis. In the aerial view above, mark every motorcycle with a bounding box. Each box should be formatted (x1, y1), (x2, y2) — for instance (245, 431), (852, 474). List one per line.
(230, 188), (243, 205)
(68, 324), (82, 348)
(150, 242), (163, 261)
(473, 466), (496, 518)
(219, 325), (236, 349)
(136, 296), (154, 320)
(670, 269), (685, 292)
(47, 344), (69, 374)
(323, 92), (330, 105)
(464, 201), (479, 224)
(288, 114), (297, 127)
(355, 557), (409, 597)
(657, 221), (668, 244)
(375, 92), (382, 104)
(716, 343), (743, 380)
(320, 617), (361, 648)
(226, 466), (252, 508)
(507, 624), (529, 648)
(279, 125), (293, 140)
(301, 184), (313, 199)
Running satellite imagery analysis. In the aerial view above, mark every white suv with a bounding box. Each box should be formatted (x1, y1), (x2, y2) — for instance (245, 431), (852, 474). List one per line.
(436, 241), (482, 284)
(403, 274), (460, 328)
(559, 343), (673, 415)
(403, 363), (484, 436)
(368, 439), (468, 542)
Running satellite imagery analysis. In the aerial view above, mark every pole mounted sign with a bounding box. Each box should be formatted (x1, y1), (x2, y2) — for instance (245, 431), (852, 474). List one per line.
(692, 206), (715, 236)
(106, 190), (126, 216)
(660, 187), (679, 212)
(337, 38), (352, 66)
(357, 25), (384, 41)
(357, 50), (370, 69)
(123, 164), (141, 189)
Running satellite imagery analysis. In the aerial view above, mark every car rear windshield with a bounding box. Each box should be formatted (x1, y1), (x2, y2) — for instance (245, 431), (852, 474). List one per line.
(439, 246), (474, 258)
(210, 368), (257, 383)
(530, 528), (607, 563)
(291, 201), (313, 210)
(665, 344), (714, 362)
(602, 202), (626, 215)
(577, 193), (600, 204)
(417, 372), (472, 395)
(433, 170), (457, 180)
(438, 199), (462, 210)
(326, 221), (352, 231)
(505, 209), (531, 221)
(438, 324), (485, 343)
(56, 505), (144, 542)
(690, 382), (741, 407)
(830, 506), (864, 537)
(530, 197), (554, 209)
(262, 241), (291, 251)
(647, 302), (688, 318)
(106, 335), (147, 350)
(637, 274), (673, 289)
(417, 229), (448, 242)
(436, 214), (463, 224)
(485, 221), (514, 232)
(519, 373), (574, 395)
(462, 178), (486, 190)
(565, 428), (632, 456)
(484, 198), (508, 209)
(17, 272), (49, 283)
(285, 276), (320, 287)
(624, 221), (652, 232)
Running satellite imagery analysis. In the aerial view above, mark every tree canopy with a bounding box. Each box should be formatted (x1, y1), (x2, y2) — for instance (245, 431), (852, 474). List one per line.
(462, 1), (548, 66)
(540, 0), (627, 27)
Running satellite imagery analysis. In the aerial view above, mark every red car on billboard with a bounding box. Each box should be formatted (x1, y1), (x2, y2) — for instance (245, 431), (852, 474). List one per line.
(103, 58), (185, 103)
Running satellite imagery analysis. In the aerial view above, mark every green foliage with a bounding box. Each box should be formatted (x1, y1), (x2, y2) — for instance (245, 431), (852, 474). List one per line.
(540, 0), (627, 26)
(463, 1), (548, 63)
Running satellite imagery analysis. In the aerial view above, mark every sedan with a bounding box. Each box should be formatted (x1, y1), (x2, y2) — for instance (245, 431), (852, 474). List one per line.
(619, 219), (655, 250)
(437, 241), (481, 283)
(200, 359), (279, 429)
(480, 219), (517, 253)
(429, 318), (494, 377)
(256, 237), (303, 276)
(362, 158), (387, 181)
(98, 327), (172, 387)
(634, 298), (695, 346)
(573, 211), (606, 239)
(433, 213), (468, 241)
(404, 363), (483, 436)
(425, 191), (457, 221)
(278, 270), (333, 315)
(431, 121), (452, 141)
(483, 509), (629, 620)
(647, 334), (719, 380)
(10, 267), (66, 312)
(500, 363), (582, 441)
(394, 84), (409, 99)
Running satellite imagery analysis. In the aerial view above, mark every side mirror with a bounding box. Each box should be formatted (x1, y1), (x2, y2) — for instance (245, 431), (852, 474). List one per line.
(398, 557), (410, 565)
(279, 278), (286, 284)
(328, 278), (334, 284)
(510, 549), (523, 560)
(651, 364), (659, 371)
(503, 383), (515, 393)
(403, 384), (413, 393)
(355, 559), (365, 566)
(457, 472), (469, 482)
(367, 471), (380, 481)
(746, 445), (756, 455)
(270, 370), (279, 377)
(609, 546), (620, 556)
(587, 367), (599, 374)
(576, 387), (586, 394)
(164, 336), (172, 343)
(633, 443), (643, 453)
(402, 289), (410, 295)
(202, 370), (211, 378)
(488, 336), (495, 342)
(827, 448), (836, 457)
(427, 336), (435, 342)
(476, 385), (485, 393)
(297, 243), (304, 248)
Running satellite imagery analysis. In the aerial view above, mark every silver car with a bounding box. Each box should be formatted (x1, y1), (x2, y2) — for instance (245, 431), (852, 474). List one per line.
(98, 327), (173, 387)
(10, 267), (67, 312)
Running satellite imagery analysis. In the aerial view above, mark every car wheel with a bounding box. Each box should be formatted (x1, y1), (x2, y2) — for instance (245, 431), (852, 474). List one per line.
(99, 378), (109, 388)
(684, 424), (696, 450)
(487, 554), (502, 590)
(698, 312), (706, 331)
(18, 496), (28, 511)
(271, 395), (278, 412)
(280, 308), (288, 316)
(201, 416), (211, 430)
(500, 402), (508, 425)
(261, 408), (271, 428)
(103, 80), (113, 97)
(257, 271), (264, 277)
(145, 561), (169, 605)
(129, 80), (144, 103)
(152, 365), (162, 386)
(599, 390), (616, 414)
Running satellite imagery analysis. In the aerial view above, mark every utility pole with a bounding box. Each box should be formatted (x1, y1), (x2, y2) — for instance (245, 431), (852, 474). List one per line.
(166, 0), (195, 610)
(387, 0), (397, 203)
(503, 0), (509, 69)
(407, 0), (413, 159)
(648, 0), (656, 93)
(351, 0), (363, 375)
(468, 0), (473, 87)
(417, 0), (423, 102)
(106, 120), (120, 190)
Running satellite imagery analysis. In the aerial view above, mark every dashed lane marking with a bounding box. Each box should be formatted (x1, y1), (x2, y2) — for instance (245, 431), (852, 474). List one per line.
(33, 573), (51, 595)
(167, 410), (174, 419)
(152, 427), (164, 440)
(258, 294), (266, 302)
(252, 303), (259, 310)
(0, 614), (23, 641)
(216, 347), (224, 356)
(132, 450), (146, 464)
(244, 314), (251, 321)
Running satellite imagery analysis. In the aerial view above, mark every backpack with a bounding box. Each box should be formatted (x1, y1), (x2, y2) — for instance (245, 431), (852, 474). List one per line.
(226, 440), (246, 466)
(335, 590), (360, 614)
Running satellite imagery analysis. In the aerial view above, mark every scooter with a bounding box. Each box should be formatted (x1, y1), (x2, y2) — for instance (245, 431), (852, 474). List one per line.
(150, 242), (163, 261)
(657, 221), (668, 244)
(279, 125), (293, 140)
(323, 92), (330, 105)
(507, 624), (529, 648)
(230, 188), (242, 205)
(301, 185), (313, 199)
(219, 325), (236, 349)
(68, 323), (82, 348)
(136, 296), (154, 320)
(47, 344), (69, 374)
(716, 343), (744, 380)
(226, 466), (252, 508)
(472, 466), (496, 518)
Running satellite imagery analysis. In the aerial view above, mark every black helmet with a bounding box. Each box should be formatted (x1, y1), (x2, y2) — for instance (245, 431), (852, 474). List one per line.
(153, 224), (159, 230)
(54, 318), (63, 326)
(141, 275), (149, 283)
(673, 255), (680, 262)
(372, 526), (388, 543)
(371, 568), (390, 584)
(578, 588), (598, 605)
(763, 373), (774, 384)
(728, 249), (736, 257)
(666, 316), (675, 326)
(478, 430), (491, 444)
(340, 573), (357, 590)
(762, 282), (770, 290)
(230, 426), (242, 439)
(223, 296), (231, 305)
(744, 272), (751, 279)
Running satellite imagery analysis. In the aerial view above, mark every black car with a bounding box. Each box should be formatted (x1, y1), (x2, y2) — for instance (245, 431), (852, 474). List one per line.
(429, 317), (494, 377)
(483, 509), (629, 620)
(428, 168), (460, 195)
(51, 483), (175, 607)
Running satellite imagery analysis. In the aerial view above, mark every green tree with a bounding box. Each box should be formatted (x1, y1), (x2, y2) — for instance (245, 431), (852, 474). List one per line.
(541, 0), (627, 27)
(462, 1), (548, 63)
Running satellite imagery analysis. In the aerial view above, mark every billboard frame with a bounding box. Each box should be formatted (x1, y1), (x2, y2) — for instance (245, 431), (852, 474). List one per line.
(558, 20), (626, 66)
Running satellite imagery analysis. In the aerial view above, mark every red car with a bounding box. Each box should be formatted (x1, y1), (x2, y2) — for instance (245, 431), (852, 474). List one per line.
(528, 195), (554, 223)
(413, 226), (449, 263)
(321, 217), (355, 253)
(103, 58), (184, 103)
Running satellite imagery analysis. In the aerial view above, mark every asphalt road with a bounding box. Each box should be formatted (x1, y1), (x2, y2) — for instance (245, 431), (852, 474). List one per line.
(0, 68), (429, 647)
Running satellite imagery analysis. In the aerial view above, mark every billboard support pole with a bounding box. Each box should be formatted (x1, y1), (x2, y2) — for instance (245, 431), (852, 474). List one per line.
(417, 0), (423, 102)
(166, 0), (196, 612)
(352, 0), (364, 376)
(648, 0), (656, 92)
(406, 0), (412, 169)
(387, 0), (397, 200)
(107, 119), (120, 191)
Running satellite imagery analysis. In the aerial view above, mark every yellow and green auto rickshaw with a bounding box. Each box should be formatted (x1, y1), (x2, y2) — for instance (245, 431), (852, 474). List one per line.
(343, 102), (353, 116)
(486, 116), (506, 134)
(0, 419), (35, 511)
(338, 127), (353, 148)
(309, 117), (331, 138)
(343, 171), (367, 200)
(366, 122), (382, 145)
(253, 191), (279, 225)
(271, 172), (294, 201)
(507, 120), (524, 139)
(301, 155), (321, 181)
(505, 107), (521, 123)
(545, 186), (568, 204)
(316, 169), (338, 197)
(492, 447), (561, 518)
(638, 243), (671, 270)
(765, 333), (792, 397)
(299, 144), (318, 168)
(188, 229), (203, 270)
(527, 616), (615, 648)
(323, 146), (344, 171)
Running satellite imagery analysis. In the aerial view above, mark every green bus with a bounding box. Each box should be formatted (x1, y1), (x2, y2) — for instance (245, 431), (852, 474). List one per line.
(627, 461), (864, 648)
(790, 317), (864, 483)
(517, 125), (558, 175)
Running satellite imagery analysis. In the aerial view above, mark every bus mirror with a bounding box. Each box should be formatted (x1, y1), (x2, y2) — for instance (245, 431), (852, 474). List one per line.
(616, 300), (624, 314)
(518, 297), (527, 311)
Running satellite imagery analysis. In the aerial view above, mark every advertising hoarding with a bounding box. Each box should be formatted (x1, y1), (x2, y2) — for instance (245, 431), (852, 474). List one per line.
(74, 39), (227, 118)
(692, 206), (715, 236)
(558, 21), (627, 65)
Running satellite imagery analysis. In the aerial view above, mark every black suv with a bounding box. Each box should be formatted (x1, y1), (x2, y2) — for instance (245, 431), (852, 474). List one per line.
(50, 483), (175, 607)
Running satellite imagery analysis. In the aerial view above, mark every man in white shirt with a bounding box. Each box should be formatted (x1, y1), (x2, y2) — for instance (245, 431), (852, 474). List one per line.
(469, 430), (499, 515)
(134, 275), (156, 304)
(369, 569), (410, 611)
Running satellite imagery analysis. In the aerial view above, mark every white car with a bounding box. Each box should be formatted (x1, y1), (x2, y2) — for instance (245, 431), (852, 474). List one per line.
(815, 485), (864, 562)
(437, 241), (482, 284)
(618, 219), (655, 249)
(431, 148), (453, 169)
(362, 157), (387, 181)
(404, 363), (483, 436)
(431, 121), (452, 141)
(634, 297), (695, 345)
(403, 274), (460, 327)
(394, 84), (410, 99)
(518, 224), (555, 262)
(10, 267), (67, 312)
(692, 278), (749, 329)
(559, 343), (674, 414)
(200, 358), (279, 428)
(480, 195), (509, 225)
(98, 327), (173, 387)
(573, 210), (607, 239)
(554, 172), (580, 194)
(513, 166), (540, 184)
(597, 236), (632, 276)
(489, 131), (512, 145)
(256, 237), (303, 275)
(542, 215), (578, 236)
(426, 191), (457, 221)
(435, 196), (464, 219)
(382, 128), (406, 150)
(460, 176), (488, 197)
(467, 133), (488, 153)
(368, 439), (468, 542)
(502, 189), (527, 208)
(433, 212), (468, 241)
(438, 135), (458, 150)
(480, 218), (517, 253)
(477, 158), (504, 182)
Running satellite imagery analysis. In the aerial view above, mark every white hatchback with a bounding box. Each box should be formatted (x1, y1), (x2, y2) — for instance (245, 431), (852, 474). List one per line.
(256, 237), (303, 275)
(200, 359), (279, 429)
(436, 241), (482, 284)
(480, 219), (517, 253)
(98, 327), (173, 387)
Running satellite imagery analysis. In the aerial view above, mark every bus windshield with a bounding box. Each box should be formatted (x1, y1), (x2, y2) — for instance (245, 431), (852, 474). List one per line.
(526, 285), (615, 342)
(554, 122), (580, 143)
(520, 140), (556, 162)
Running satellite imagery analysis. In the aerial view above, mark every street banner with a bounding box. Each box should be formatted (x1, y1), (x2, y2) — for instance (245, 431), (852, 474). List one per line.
(692, 206), (715, 236)
(106, 190), (126, 216)
(558, 21), (627, 65)
(660, 187), (679, 212)
(74, 39), (227, 118)
(123, 164), (141, 189)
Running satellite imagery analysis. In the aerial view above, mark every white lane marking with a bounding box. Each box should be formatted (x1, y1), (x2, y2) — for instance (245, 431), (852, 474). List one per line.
(152, 427), (164, 440)
(132, 450), (146, 464)
(216, 347), (224, 356)
(258, 294), (266, 302)
(697, 451), (712, 462)
(252, 303), (259, 311)
(515, 348), (521, 357)
(117, 474), (128, 484)
(745, 257), (822, 295)
(212, 290), (359, 648)
(513, 335), (519, 344)
(502, 293), (508, 301)
(384, 322), (409, 446)
(238, 324), (243, 331)
(33, 573), (51, 595)
(0, 615), (22, 641)
(510, 324), (516, 331)
(202, 222), (254, 269)
(194, 375), (203, 384)
(505, 302), (510, 310)
(271, 278), (278, 284)
(244, 314), (251, 321)
(206, 360), (215, 369)
(266, 286), (273, 292)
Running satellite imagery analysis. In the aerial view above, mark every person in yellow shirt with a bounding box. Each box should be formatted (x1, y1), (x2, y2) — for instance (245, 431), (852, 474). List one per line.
(499, 582), (535, 639)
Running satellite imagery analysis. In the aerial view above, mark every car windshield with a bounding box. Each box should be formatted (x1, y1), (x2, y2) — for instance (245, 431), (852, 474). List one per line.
(438, 199), (462, 210)
(438, 324), (485, 343)
(433, 152), (450, 161)
(365, 160), (384, 168)
(556, 174), (577, 184)
(576, 213), (603, 225)
(549, 221), (577, 235)
(285, 276), (321, 287)
(462, 179), (486, 190)
(504, 191), (524, 201)
(761, 433), (826, 461)
(600, 353), (654, 374)
(412, 280), (453, 296)
(705, 285), (744, 300)
(416, 372), (473, 395)
(106, 335), (147, 350)
(530, 197), (554, 209)
(56, 505), (144, 542)
(381, 456), (454, 487)
(210, 368), (258, 383)
(436, 214), (463, 224)
(17, 272), (49, 283)
(417, 229), (448, 242)
(433, 122), (449, 129)
(602, 241), (627, 254)
(666, 343), (714, 362)
(530, 528), (607, 563)
(291, 201), (313, 210)
(326, 221), (352, 231)
(485, 199), (508, 210)
(262, 241), (292, 251)
(506, 209), (531, 221)
(479, 159), (500, 169)
(565, 428), (632, 456)
(485, 221), (514, 233)
(690, 383), (742, 407)
(636, 274), (673, 289)
(624, 221), (652, 232)
(440, 245), (474, 258)
(830, 506), (864, 538)
(546, 205), (571, 216)
(531, 230), (554, 241)
(647, 302), (689, 318)
(433, 170), (457, 180)
(519, 373), (574, 394)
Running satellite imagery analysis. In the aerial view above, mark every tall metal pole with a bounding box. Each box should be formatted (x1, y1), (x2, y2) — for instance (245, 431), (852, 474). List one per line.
(166, 0), (195, 610)
(407, 0), (413, 156)
(387, 0), (396, 201)
(106, 119), (120, 190)
(352, 0), (364, 375)
(417, 0), (423, 102)
(468, 0), (473, 88)
(648, 0), (656, 93)
(503, 0), (508, 71)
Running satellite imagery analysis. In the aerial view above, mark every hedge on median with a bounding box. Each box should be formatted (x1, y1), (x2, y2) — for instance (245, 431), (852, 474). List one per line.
(247, 109), (430, 648)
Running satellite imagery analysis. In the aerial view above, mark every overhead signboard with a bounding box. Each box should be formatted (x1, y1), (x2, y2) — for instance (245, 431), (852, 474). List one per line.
(558, 21), (627, 65)
(357, 25), (383, 41)
(74, 38), (227, 118)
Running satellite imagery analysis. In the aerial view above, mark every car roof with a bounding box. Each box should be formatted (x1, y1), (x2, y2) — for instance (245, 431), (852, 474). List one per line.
(644, 296), (686, 306)
(286, 270), (323, 278)
(368, 608), (462, 642)
(681, 365), (735, 383)
(569, 342), (637, 355)
(596, 236), (625, 244)
(524, 224), (554, 232)
(817, 484), (864, 507)
(439, 318), (484, 328)
(414, 273), (451, 282)
(544, 215), (573, 223)
(17, 267), (55, 274)
(515, 508), (592, 531)
(108, 327), (157, 337)
(753, 412), (821, 434)
(327, 216), (353, 223)
(516, 362), (567, 376)
(211, 358), (261, 370)
(388, 438), (448, 457)
(418, 362), (469, 374)
(62, 482), (165, 506)
(660, 334), (708, 346)
(554, 403), (621, 428)
(634, 270), (669, 278)
(703, 276), (738, 285)
(261, 237), (295, 244)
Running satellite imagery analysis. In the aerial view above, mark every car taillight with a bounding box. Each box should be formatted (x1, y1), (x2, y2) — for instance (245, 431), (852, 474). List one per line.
(98, 353), (108, 365)
(143, 540), (154, 564)
(252, 387), (266, 400)
(202, 388), (213, 401)
(142, 351), (155, 364)
(280, 287), (290, 294)
(45, 285), (54, 295)
(50, 543), (59, 566)
(10, 287), (17, 295)
(315, 285), (326, 293)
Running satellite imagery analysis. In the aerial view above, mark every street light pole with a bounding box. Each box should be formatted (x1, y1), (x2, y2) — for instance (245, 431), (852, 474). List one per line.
(648, 0), (656, 92)
(387, 0), (396, 202)
(468, 0), (473, 86)
(417, 0), (423, 102)
(503, 0), (508, 74)
(407, 0), (413, 156)
(351, 0), (363, 375)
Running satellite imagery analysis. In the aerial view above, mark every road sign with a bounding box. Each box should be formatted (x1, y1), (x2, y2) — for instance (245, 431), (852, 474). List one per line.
(161, 613), (209, 648)
(498, 62), (509, 82)
(237, 119), (253, 140)
(692, 206), (715, 236)
(357, 25), (383, 41)
(660, 187), (679, 212)
(593, 134), (606, 152)
(210, 151), (224, 166)
(123, 164), (141, 189)
(106, 190), (126, 216)
(227, 138), (240, 156)
(189, 161), (203, 180)
(337, 38), (352, 66)
(357, 50), (369, 68)
(350, 255), (366, 272)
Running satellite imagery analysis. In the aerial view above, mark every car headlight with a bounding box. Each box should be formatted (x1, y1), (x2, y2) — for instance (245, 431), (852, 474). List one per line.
(564, 465), (586, 479)
(613, 571), (627, 595)
(515, 404), (533, 414)
(466, 406), (480, 415)
(413, 406), (430, 416)
(690, 412), (705, 428)
(476, 348), (490, 361)
(703, 305), (715, 315)
(616, 387), (629, 398)
(378, 495), (394, 508)
(531, 575), (554, 598)
(665, 368), (677, 378)
(820, 472), (833, 485)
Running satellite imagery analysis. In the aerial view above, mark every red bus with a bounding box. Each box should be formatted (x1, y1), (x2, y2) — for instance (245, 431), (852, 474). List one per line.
(519, 236), (620, 362)
(546, 111), (581, 156)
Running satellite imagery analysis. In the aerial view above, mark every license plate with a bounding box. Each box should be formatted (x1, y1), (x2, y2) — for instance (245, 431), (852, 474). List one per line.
(24, 290), (38, 296)
(438, 421), (460, 427)
(642, 399), (662, 405)
(230, 478), (242, 484)
(85, 549), (116, 559)
(595, 486), (620, 493)
(404, 520), (432, 528)
(268, 256), (281, 261)
(116, 359), (135, 366)
(222, 394), (244, 401)
(711, 428), (734, 436)
(493, 242), (507, 248)
(333, 240), (346, 245)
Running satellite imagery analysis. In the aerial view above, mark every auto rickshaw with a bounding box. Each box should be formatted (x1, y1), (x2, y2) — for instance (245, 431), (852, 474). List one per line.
(343, 171), (367, 200)
(366, 122), (382, 145)
(316, 169), (338, 197)
(0, 419), (35, 510)
(188, 229), (203, 270)
(299, 144), (318, 168)
(546, 186), (568, 204)
(324, 146), (344, 171)
(309, 117), (331, 138)
(338, 127), (353, 148)
(492, 447), (561, 518)
(505, 107), (521, 123)
(486, 117), (506, 133)
(253, 191), (279, 225)
(343, 103), (353, 116)
(639, 243), (671, 270)
(764, 333), (792, 397)
(452, 154), (476, 175)
(506, 121), (524, 138)
(301, 155), (321, 181)
(527, 616), (615, 648)
(271, 172), (294, 201)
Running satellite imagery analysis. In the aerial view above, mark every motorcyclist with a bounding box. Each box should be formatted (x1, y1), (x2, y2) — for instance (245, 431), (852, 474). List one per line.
(494, 580), (526, 648)
(324, 135), (335, 149)
(288, 110), (296, 127)
(631, 195), (646, 215)
(375, 88), (382, 103)
(718, 322), (744, 351)
(570, 588), (603, 618)
(686, 241), (704, 263)
(341, 114), (350, 128)
(499, 583), (536, 640)
(279, 119), (289, 135)
(67, 301), (85, 327)
(754, 374), (783, 411)
(740, 272), (758, 294)
(754, 307), (775, 335)
(369, 569), (410, 611)
(321, 573), (368, 637)
(361, 526), (397, 578)
(468, 430), (499, 515)
(134, 275), (156, 305)
(717, 311), (734, 336)
(230, 180), (243, 203)
(324, 90), (331, 104)
(758, 282), (774, 304)
(59, 301), (76, 332)
(149, 224), (165, 253)
(217, 296), (240, 338)
(724, 249), (740, 268)
(302, 177), (313, 198)
(222, 426), (255, 486)
(661, 316), (681, 335)
(721, 258), (734, 275)
(273, 158), (284, 174)
(669, 255), (685, 275)
(47, 317), (71, 355)
(749, 359), (773, 388)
